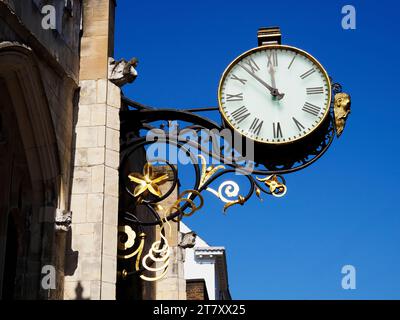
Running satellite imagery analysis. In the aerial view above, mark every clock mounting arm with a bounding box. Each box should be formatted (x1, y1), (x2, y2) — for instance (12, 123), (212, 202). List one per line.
(116, 26), (351, 283)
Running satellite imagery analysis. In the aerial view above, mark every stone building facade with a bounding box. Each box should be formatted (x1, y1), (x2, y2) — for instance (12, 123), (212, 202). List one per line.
(0, 0), (230, 300)
(0, 0), (122, 300)
(0, 0), (82, 299)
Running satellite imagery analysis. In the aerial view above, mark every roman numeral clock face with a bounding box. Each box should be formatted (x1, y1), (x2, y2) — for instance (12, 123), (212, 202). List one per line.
(218, 45), (331, 144)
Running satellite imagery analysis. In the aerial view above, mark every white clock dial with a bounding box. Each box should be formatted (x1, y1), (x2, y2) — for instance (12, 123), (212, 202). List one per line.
(218, 45), (331, 144)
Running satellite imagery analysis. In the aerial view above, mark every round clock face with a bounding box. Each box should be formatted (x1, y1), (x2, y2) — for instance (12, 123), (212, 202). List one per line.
(218, 45), (331, 144)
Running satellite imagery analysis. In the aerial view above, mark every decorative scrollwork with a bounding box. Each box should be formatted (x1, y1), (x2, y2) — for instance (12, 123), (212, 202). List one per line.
(223, 195), (246, 213)
(198, 154), (225, 189)
(206, 180), (240, 204)
(206, 180), (249, 213)
(140, 223), (171, 282)
(256, 175), (287, 198)
(117, 225), (146, 276)
(118, 225), (136, 251)
(117, 190), (205, 282)
(118, 82), (343, 281)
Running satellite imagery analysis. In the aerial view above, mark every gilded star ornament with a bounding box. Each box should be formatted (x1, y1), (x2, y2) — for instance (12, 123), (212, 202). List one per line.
(128, 163), (169, 198)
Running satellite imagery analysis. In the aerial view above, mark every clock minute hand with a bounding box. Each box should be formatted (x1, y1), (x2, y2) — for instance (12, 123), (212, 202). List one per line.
(240, 64), (285, 100)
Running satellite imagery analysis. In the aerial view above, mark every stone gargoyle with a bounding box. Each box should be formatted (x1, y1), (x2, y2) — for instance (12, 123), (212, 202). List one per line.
(179, 231), (197, 249)
(108, 57), (138, 87)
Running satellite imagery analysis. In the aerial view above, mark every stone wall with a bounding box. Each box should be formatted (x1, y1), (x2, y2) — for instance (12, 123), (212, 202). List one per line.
(0, 0), (82, 299)
(64, 0), (120, 300)
(65, 79), (120, 299)
(154, 168), (186, 300)
(0, 0), (81, 196)
(0, 0), (81, 80)
(0, 0), (81, 218)
(0, 0), (129, 300)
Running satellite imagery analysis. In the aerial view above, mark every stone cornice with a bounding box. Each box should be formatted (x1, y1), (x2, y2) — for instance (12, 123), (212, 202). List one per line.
(194, 247), (225, 259)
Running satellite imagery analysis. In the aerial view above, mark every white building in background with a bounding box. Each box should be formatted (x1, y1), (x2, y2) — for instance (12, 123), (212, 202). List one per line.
(180, 222), (231, 300)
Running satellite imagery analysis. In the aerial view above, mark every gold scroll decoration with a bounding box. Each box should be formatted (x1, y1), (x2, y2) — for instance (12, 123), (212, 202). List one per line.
(139, 223), (171, 282)
(256, 175), (287, 198)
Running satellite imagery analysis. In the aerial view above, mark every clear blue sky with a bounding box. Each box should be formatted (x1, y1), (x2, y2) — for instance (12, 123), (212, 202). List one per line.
(115, 0), (400, 299)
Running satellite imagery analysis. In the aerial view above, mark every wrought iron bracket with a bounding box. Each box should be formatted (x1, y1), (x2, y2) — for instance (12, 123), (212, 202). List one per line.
(117, 81), (350, 282)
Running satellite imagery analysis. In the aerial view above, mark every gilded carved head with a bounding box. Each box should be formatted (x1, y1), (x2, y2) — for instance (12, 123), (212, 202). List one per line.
(334, 92), (351, 137)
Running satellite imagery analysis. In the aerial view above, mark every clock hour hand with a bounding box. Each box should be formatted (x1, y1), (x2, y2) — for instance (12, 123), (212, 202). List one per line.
(268, 66), (283, 101)
(240, 64), (285, 100)
(268, 66), (277, 90)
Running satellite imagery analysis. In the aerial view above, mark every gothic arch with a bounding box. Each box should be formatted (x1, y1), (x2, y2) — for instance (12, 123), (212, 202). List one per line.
(0, 42), (60, 191)
(0, 42), (62, 299)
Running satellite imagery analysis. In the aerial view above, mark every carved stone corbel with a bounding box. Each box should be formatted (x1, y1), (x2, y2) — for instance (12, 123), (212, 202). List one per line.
(55, 209), (72, 232)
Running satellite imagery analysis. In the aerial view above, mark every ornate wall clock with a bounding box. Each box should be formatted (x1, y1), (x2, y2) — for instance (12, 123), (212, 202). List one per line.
(218, 27), (347, 168)
(117, 26), (351, 287)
